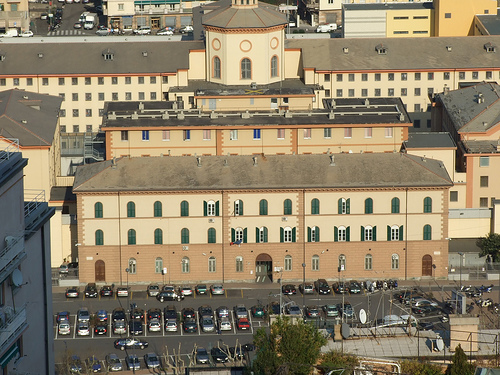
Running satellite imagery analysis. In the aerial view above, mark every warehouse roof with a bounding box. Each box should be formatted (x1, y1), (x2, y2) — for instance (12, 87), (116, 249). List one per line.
(73, 153), (452, 193)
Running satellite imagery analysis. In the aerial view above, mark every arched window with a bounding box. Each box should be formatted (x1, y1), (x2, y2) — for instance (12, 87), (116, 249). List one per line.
(127, 201), (135, 217)
(155, 257), (163, 273)
(208, 228), (216, 243)
(312, 255), (319, 271)
(283, 199), (292, 215)
(208, 256), (216, 273)
(338, 254), (346, 270)
(363, 225), (373, 241)
(128, 229), (136, 245)
(128, 258), (137, 274)
(391, 197), (400, 214)
(365, 254), (373, 270)
(423, 224), (432, 240)
(311, 198), (320, 215)
(236, 256), (243, 272)
(213, 56), (221, 79)
(257, 226), (268, 243)
(235, 227), (244, 242)
(95, 229), (104, 245)
(388, 225), (403, 241)
(284, 255), (292, 271)
(283, 226), (293, 242)
(241, 58), (251, 79)
(391, 254), (400, 269)
(234, 199), (243, 216)
(154, 228), (163, 244)
(94, 202), (103, 218)
(338, 226), (347, 241)
(153, 201), (162, 217)
(308, 226), (320, 242)
(181, 228), (189, 244)
(338, 198), (350, 214)
(180, 200), (189, 216)
(205, 200), (216, 216)
(365, 198), (373, 214)
(423, 197), (432, 213)
(181, 257), (190, 273)
(259, 199), (268, 215)
(271, 55), (278, 77)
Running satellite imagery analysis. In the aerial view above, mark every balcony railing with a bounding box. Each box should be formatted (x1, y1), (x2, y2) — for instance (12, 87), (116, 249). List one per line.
(0, 139), (19, 165)
(0, 305), (27, 350)
(24, 190), (45, 218)
(0, 235), (25, 273)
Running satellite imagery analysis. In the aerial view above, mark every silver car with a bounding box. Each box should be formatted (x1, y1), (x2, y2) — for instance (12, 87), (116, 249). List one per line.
(113, 320), (126, 334)
(148, 318), (161, 332)
(201, 317), (215, 332)
(219, 317), (232, 331)
(144, 353), (160, 369)
(196, 347), (210, 364)
(165, 320), (178, 332)
(210, 284), (225, 295)
(126, 354), (141, 370)
(58, 322), (71, 335)
(234, 304), (248, 319)
(77, 322), (90, 336)
(77, 308), (90, 322)
(180, 285), (193, 296)
(105, 353), (123, 372)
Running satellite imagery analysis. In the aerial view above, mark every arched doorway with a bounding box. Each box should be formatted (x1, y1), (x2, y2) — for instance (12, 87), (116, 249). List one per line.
(255, 253), (272, 283)
(95, 260), (105, 282)
(422, 255), (432, 277)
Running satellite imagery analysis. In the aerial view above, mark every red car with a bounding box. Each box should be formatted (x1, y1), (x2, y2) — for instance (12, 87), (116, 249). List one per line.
(237, 318), (250, 330)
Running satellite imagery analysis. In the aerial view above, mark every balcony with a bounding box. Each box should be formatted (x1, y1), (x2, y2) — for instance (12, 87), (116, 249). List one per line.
(0, 305), (27, 352)
(0, 236), (25, 281)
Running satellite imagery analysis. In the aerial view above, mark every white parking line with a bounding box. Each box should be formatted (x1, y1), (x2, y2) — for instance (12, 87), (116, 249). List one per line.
(231, 311), (236, 334)
(249, 314), (254, 335)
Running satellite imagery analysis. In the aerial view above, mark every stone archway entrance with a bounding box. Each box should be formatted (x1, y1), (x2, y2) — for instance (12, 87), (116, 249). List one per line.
(255, 253), (273, 283)
(95, 260), (105, 282)
(422, 255), (432, 277)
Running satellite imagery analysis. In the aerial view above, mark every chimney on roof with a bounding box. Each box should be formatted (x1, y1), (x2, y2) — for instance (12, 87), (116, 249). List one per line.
(138, 102), (144, 111)
(478, 93), (484, 103)
(224, 159), (228, 167)
(111, 157), (117, 169)
(483, 122), (488, 127)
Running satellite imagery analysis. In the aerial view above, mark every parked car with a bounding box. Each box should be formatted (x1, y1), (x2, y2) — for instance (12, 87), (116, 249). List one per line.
(77, 308), (90, 322)
(100, 285), (113, 297)
(182, 307), (195, 319)
(196, 347), (210, 364)
(200, 316), (215, 332)
(234, 304), (248, 319)
(84, 283), (98, 298)
(116, 287), (129, 297)
(156, 27), (173, 36)
(112, 307), (126, 322)
(148, 318), (161, 332)
(251, 305), (266, 318)
(348, 281), (362, 294)
(285, 304), (301, 315)
(413, 299), (439, 308)
(165, 320), (178, 332)
(96, 309), (108, 322)
(180, 25), (193, 34)
(86, 356), (102, 373)
(157, 289), (183, 302)
(412, 305), (440, 316)
(164, 305), (178, 321)
(183, 318), (197, 333)
(219, 316), (232, 331)
(147, 284), (160, 297)
(58, 322), (71, 335)
(305, 305), (320, 318)
(113, 320), (127, 334)
(299, 282), (315, 294)
(211, 347), (229, 363)
(230, 346), (244, 360)
(269, 302), (281, 315)
(198, 305), (213, 318)
(134, 26), (151, 35)
(59, 264), (69, 274)
(94, 322), (108, 335)
(333, 282), (349, 294)
(65, 287), (79, 298)
(147, 308), (161, 321)
(315, 279), (331, 295)
(211, 284), (225, 295)
(130, 307), (144, 320)
(77, 322), (90, 336)
(105, 353), (123, 372)
(57, 311), (70, 323)
(323, 304), (340, 318)
(96, 25), (111, 36)
(114, 337), (149, 350)
(129, 319), (144, 335)
(340, 303), (354, 319)
(144, 353), (161, 369)
(282, 284), (297, 295)
(195, 284), (208, 295)
(20, 30), (34, 37)
(216, 306), (230, 319)
(237, 317), (250, 330)
(180, 285), (193, 296)
(126, 354), (141, 370)
(73, 22), (82, 29)
(69, 355), (83, 374)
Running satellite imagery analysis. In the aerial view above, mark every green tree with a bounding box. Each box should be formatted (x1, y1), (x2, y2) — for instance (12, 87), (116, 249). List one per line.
(446, 344), (475, 375)
(477, 233), (500, 261)
(252, 316), (327, 375)
(318, 350), (359, 374)
(400, 360), (443, 375)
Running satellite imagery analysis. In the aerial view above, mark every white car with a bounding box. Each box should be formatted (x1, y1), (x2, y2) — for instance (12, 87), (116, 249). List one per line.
(58, 322), (71, 335)
(180, 25), (193, 34)
(148, 318), (161, 332)
(77, 322), (90, 336)
(156, 27), (173, 36)
(134, 26), (151, 35)
(165, 320), (178, 332)
(219, 317), (232, 331)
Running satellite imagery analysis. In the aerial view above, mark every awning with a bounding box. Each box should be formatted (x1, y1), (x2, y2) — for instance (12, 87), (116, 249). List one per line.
(0, 345), (19, 368)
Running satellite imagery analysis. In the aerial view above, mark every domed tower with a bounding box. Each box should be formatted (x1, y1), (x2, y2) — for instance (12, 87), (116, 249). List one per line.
(202, 0), (288, 86)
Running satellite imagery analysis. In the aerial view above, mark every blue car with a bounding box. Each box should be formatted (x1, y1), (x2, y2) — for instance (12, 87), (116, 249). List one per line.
(96, 309), (108, 322)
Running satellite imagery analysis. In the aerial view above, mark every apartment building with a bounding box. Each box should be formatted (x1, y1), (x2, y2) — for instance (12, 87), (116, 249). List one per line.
(73, 153), (452, 284)
(0, 0), (30, 33)
(0, 146), (55, 373)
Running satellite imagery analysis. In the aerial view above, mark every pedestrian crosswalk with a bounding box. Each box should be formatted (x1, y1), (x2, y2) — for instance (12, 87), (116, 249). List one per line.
(47, 29), (88, 36)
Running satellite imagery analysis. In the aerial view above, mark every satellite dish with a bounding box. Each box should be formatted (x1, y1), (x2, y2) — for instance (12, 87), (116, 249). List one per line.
(341, 323), (350, 339)
(11, 269), (23, 287)
(359, 309), (367, 324)
(436, 338), (444, 352)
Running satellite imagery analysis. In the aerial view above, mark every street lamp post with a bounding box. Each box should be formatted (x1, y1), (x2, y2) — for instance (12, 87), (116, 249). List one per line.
(302, 263), (306, 311)
(458, 252), (464, 289)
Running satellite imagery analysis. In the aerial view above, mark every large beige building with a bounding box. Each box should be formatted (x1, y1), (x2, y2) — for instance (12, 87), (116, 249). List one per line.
(73, 153), (452, 284)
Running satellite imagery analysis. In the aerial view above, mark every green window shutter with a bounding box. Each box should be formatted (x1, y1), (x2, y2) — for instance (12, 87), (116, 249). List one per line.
(399, 225), (404, 241)
(361, 226), (365, 241)
(346, 198), (350, 214)
(316, 226), (320, 242)
(263, 227), (268, 243)
(338, 199), (342, 214)
(373, 226), (377, 241)
(95, 230), (103, 245)
(365, 198), (373, 214)
(292, 227), (296, 242)
(284, 199), (292, 215)
(240, 201), (244, 215)
(95, 202), (103, 218)
(312, 199), (319, 214)
(334, 226), (338, 242)
(243, 228), (247, 243)
(346, 226), (350, 242)
(387, 225), (391, 241)
(155, 228), (162, 244)
(231, 228), (235, 243)
(307, 227), (311, 242)
(203, 201), (207, 216)
(280, 227), (284, 243)
(215, 201), (220, 216)
(255, 227), (260, 243)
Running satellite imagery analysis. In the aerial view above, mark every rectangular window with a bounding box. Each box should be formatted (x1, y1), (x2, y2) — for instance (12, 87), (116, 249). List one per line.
(388, 73), (394, 81)
(361, 89), (368, 97)
(348, 73), (355, 82)
(59, 77), (65, 85)
(324, 128), (331, 138)
(428, 87), (434, 96)
(414, 104), (421, 112)
(445, 13), (451, 18)
(401, 73), (407, 81)
(472, 71), (479, 80)
(428, 72), (434, 80)
(73, 109), (79, 117)
(183, 130), (191, 141)
(480, 197), (488, 207)
(112, 77), (118, 85)
(85, 77), (91, 85)
(480, 156), (490, 167)
(325, 89), (331, 97)
(98, 77), (104, 85)
(121, 131), (128, 141)
(72, 93), (78, 101)
(1, 78), (7, 86)
(59, 93), (65, 101)
(125, 77), (131, 84)
(486, 71), (493, 80)
(125, 92), (132, 100)
(203, 129), (211, 140)
(72, 77), (78, 85)
(112, 93), (118, 101)
(344, 128), (352, 138)
(73, 125), (79, 133)
(385, 127), (393, 138)
(414, 119), (421, 128)
(26, 78), (33, 86)
(253, 129), (261, 140)
(336, 74), (343, 82)
(348, 89), (354, 97)
(162, 130), (170, 141)
(375, 73), (381, 81)
(303, 128), (311, 139)
(98, 93), (104, 101)
(42, 78), (48, 86)
(401, 88), (407, 96)
(86, 109), (92, 117)
(150, 76), (157, 84)
(99, 108), (104, 116)
(142, 130), (150, 141)
(364, 127), (372, 138)
(336, 89), (343, 97)
(150, 92), (157, 100)
(459, 72), (465, 80)
(324, 74), (330, 82)
(86, 125), (92, 132)
(85, 93), (92, 101)
(450, 191), (458, 202)
(277, 129), (285, 139)
(374, 88), (381, 97)
(13, 78), (19, 86)
(480, 176), (489, 187)
(60, 109), (66, 117)
(138, 76), (144, 84)
(362, 73), (368, 81)
(388, 88), (394, 96)
(415, 72), (421, 81)
(415, 88), (421, 96)
(230, 130), (238, 140)
(60, 125), (66, 132)
(139, 92), (145, 100)
(444, 72), (450, 80)
(162, 76), (169, 84)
